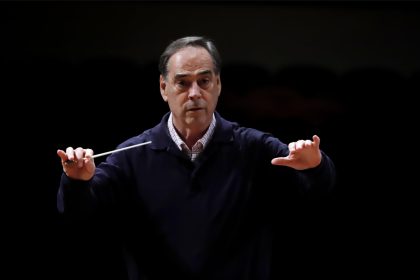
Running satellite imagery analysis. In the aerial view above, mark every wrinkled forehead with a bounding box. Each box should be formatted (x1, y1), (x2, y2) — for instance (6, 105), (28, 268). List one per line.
(167, 46), (214, 74)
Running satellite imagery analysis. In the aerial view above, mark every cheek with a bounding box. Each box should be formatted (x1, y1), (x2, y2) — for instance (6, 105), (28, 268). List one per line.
(213, 96), (220, 107)
(169, 95), (186, 107)
(210, 92), (220, 103)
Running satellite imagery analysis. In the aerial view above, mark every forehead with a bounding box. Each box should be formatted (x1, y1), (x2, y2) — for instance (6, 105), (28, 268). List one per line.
(167, 46), (214, 74)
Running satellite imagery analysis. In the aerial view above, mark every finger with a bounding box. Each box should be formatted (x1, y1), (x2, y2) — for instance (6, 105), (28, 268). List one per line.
(304, 140), (312, 147)
(85, 148), (94, 159)
(312, 135), (320, 148)
(84, 148), (94, 164)
(58, 149), (76, 171)
(271, 157), (290, 166)
(288, 142), (296, 152)
(74, 147), (85, 159)
(65, 147), (75, 161)
(296, 140), (304, 150)
(74, 147), (85, 168)
(57, 149), (68, 162)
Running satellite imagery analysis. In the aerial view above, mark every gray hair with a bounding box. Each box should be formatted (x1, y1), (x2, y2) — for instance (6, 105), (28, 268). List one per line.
(159, 36), (221, 79)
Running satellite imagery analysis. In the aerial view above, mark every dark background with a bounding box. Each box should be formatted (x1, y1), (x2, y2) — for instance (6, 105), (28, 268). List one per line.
(3, 1), (418, 279)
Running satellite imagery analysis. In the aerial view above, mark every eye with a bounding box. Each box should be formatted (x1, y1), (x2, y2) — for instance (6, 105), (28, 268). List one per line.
(176, 80), (188, 88)
(199, 78), (210, 87)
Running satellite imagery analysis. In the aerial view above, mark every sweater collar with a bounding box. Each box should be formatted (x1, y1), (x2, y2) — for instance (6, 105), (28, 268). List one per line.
(149, 111), (234, 151)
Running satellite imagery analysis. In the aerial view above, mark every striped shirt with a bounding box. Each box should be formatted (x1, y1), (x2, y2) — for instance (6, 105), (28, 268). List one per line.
(167, 113), (216, 161)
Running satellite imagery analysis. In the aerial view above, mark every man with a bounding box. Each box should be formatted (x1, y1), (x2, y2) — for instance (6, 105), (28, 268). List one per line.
(57, 36), (335, 280)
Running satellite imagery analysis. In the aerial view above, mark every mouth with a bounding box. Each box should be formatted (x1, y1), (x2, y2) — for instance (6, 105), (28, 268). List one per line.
(187, 107), (203, 111)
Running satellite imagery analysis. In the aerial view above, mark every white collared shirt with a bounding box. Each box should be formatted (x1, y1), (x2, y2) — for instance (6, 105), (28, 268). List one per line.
(167, 113), (216, 161)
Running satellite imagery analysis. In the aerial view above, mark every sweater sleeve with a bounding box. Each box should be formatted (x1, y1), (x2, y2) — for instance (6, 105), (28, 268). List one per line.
(258, 132), (336, 197)
(57, 159), (127, 218)
(296, 150), (336, 196)
(57, 173), (99, 217)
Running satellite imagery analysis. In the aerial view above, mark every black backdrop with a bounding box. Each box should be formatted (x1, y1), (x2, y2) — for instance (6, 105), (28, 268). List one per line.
(3, 1), (418, 279)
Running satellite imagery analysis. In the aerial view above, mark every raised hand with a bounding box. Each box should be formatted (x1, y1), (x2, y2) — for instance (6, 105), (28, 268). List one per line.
(57, 147), (96, 181)
(271, 135), (322, 170)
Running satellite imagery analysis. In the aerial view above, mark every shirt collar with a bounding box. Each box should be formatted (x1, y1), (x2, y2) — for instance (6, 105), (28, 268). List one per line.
(167, 113), (216, 151)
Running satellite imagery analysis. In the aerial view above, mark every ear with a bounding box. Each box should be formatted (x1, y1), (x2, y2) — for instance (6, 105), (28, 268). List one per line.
(216, 75), (222, 97)
(160, 75), (168, 102)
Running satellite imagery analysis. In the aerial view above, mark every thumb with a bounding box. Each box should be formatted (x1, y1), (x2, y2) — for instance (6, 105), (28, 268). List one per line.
(57, 149), (67, 162)
(312, 135), (320, 148)
(271, 156), (291, 166)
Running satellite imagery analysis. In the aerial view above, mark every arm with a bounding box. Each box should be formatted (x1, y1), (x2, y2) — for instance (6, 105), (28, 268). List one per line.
(271, 135), (322, 170)
(57, 147), (96, 181)
(56, 141), (145, 216)
(56, 147), (99, 216)
(271, 135), (336, 195)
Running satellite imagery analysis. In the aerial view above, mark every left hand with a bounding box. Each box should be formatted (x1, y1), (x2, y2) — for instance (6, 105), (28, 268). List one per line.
(271, 135), (322, 170)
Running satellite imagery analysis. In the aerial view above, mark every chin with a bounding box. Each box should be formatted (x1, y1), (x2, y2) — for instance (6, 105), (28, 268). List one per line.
(186, 114), (207, 125)
(186, 109), (205, 117)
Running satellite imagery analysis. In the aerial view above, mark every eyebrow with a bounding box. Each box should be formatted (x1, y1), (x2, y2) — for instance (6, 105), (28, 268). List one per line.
(174, 70), (213, 80)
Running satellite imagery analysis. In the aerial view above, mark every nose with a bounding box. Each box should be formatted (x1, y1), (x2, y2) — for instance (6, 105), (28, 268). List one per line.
(188, 82), (202, 99)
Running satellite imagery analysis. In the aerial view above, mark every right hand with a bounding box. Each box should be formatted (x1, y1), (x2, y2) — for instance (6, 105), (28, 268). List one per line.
(57, 147), (96, 181)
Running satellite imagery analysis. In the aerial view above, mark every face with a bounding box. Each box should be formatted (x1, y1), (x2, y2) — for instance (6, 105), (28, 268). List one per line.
(160, 46), (221, 132)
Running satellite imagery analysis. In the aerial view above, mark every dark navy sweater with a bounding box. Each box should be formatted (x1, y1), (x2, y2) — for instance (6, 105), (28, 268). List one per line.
(58, 112), (336, 280)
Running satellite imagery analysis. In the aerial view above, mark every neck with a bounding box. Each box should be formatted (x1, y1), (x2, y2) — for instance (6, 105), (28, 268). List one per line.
(171, 112), (214, 149)
(172, 118), (210, 149)
(176, 125), (207, 149)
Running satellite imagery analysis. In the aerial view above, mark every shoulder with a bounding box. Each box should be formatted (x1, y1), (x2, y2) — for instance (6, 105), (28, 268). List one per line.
(216, 113), (286, 150)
